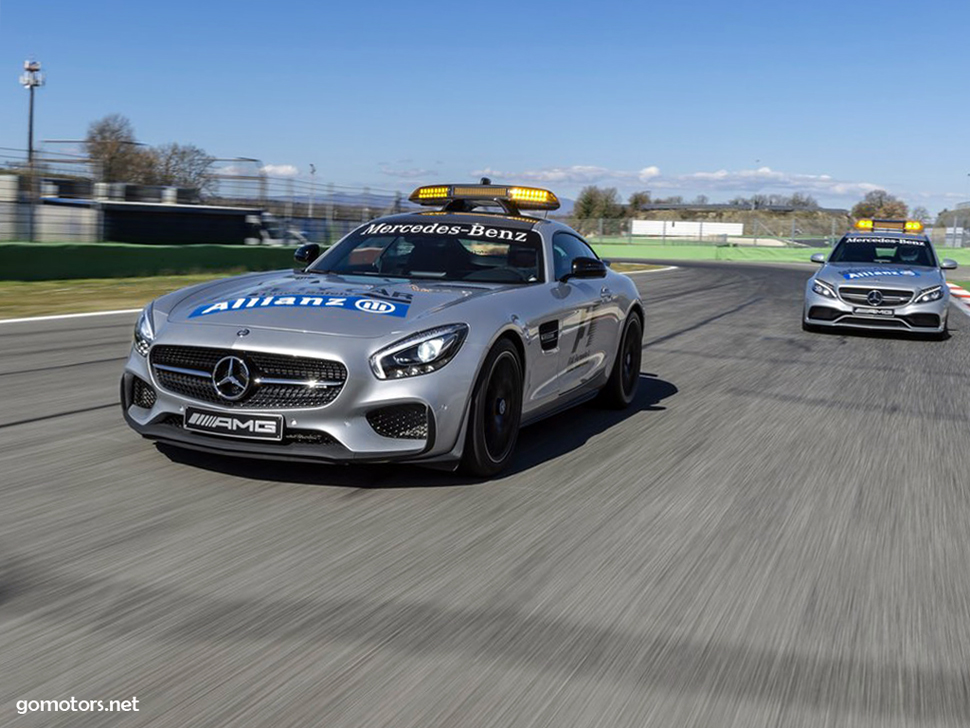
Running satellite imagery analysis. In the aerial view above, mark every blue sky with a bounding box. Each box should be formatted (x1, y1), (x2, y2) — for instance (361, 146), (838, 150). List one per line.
(2, 0), (968, 212)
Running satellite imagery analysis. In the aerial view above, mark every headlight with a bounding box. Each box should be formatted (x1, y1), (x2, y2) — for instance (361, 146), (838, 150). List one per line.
(812, 279), (836, 299)
(914, 286), (944, 304)
(369, 324), (468, 379)
(133, 303), (155, 356)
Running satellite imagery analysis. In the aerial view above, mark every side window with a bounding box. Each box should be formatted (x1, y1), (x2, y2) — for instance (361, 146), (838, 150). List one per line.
(552, 232), (597, 281)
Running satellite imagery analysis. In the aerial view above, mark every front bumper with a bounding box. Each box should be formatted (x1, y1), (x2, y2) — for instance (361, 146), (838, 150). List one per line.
(803, 287), (948, 333)
(120, 325), (480, 465)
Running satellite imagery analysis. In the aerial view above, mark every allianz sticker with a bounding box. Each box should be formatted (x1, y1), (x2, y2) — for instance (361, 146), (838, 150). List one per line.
(841, 268), (920, 280)
(189, 295), (409, 318)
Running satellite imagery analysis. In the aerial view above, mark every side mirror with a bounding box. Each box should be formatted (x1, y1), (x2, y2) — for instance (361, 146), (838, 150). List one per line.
(941, 258), (958, 270)
(294, 243), (320, 268)
(563, 256), (607, 281)
(810, 253), (826, 264)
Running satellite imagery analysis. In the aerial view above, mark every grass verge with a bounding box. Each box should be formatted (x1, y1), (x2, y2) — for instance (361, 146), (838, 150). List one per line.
(0, 273), (245, 320)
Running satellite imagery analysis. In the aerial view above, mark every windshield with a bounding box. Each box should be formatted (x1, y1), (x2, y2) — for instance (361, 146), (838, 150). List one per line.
(311, 220), (544, 284)
(828, 235), (936, 267)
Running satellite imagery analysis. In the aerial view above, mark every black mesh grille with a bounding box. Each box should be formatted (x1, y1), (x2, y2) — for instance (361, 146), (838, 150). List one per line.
(807, 306), (840, 321)
(132, 377), (156, 408)
(150, 345), (347, 409)
(903, 313), (941, 328)
(841, 317), (906, 328)
(367, 404), (429, 439)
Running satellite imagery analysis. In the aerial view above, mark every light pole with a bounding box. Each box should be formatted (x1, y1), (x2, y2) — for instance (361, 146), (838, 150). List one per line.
(20, 60), (44, 242)
(20, 60), (44, 169)
(309, 163), (316, 219)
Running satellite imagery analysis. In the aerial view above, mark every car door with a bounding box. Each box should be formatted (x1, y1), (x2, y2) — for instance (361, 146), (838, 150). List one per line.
(551, 232), (618, 395)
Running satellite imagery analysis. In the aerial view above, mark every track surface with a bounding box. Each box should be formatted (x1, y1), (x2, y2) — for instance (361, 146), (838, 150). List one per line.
(2, 263), (969, 727)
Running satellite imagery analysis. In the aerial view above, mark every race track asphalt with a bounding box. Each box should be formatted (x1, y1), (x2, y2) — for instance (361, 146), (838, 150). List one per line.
(2, 262), (969, 727)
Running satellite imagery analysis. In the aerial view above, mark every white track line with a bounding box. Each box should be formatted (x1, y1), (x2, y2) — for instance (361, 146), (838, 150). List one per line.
(625, 265), (678, 274)
(0, 308), (142, 325)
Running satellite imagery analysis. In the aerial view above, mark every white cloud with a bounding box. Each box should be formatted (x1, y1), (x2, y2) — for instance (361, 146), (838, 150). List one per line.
(260, 164), (300, 177)
(379, 165), (438, 180)
(473, 165), (632, 185)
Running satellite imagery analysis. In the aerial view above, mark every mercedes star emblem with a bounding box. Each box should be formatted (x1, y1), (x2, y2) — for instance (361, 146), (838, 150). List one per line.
(212, 356), (250, 401)
(866, 290), (884, 306)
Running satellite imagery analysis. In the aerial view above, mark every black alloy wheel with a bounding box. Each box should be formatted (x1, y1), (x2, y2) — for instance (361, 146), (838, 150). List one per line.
(599, 313), (642, 409)
(461, 339), (523, 477)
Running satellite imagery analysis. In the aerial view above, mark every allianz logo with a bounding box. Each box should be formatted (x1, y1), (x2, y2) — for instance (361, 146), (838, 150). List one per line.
(355, 299), (395, 313)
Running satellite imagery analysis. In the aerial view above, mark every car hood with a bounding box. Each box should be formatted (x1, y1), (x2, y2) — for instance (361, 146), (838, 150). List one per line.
(819, 263), (943, 289)
(164, 270), (504, 337)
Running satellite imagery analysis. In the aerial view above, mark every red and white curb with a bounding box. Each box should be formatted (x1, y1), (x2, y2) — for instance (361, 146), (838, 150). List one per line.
(946, 282), (970, 318)
(947, 282), (970, 306)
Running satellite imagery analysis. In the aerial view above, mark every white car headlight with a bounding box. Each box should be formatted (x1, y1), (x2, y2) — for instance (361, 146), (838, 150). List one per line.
(370, 324), (468, 379)
(812, 279), (836, 299)
(914, 286), (944, 304)
(133, 303), (155, 357)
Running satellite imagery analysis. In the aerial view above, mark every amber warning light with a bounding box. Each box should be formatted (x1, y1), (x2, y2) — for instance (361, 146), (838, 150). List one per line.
(854, 219), (924, 233)
(409, 183), (560, 211)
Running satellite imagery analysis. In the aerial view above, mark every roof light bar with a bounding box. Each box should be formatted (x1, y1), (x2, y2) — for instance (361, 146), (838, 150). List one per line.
(409, 183), (560, 211)
(854, 219), (924, 233)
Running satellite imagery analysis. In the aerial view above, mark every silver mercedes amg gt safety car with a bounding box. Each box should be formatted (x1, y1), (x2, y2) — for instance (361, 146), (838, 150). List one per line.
(803, 218), (957, 338)
(121, 182), (645, 476)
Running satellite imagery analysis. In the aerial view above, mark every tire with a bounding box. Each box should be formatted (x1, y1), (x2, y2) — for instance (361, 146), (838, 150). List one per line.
(599, 313), (642, 409)
(460, 339), (523, 477)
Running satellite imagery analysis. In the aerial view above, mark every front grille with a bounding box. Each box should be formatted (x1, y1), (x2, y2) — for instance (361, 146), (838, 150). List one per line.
(132, 377), (156, 408)
(151, 345), (347, 409)
(367, 404), (429, 439)
(838, 286), (913, 306)
(840, 317), (907, 328)
(158, 413), (337, 445)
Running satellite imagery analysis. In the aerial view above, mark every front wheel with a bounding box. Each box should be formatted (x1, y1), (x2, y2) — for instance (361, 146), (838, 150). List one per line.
(599, 313), (642, 409)
(460, 339), (523, 477)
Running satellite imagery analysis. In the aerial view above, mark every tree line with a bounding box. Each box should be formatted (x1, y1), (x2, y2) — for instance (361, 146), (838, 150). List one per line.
(574, 185), (933, 224)
(84, 114), (215, 192)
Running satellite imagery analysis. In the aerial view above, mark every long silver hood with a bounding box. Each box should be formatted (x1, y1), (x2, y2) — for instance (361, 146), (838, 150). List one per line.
(162, 270), (508, 337)
(819, 263), (943, 289)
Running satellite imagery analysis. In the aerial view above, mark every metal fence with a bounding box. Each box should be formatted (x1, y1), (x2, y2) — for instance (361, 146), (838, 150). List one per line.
(559, 215), (960, 249)
(0, 147), (417, 245)
(2, 144), (965, 250)
(559, 210), (856, 248)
